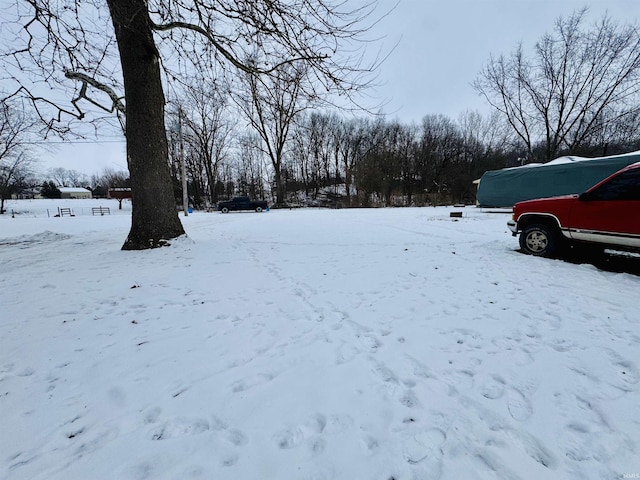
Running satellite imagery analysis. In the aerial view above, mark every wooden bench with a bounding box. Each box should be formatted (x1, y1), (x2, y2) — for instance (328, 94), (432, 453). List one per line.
(92, 206), (111, 216)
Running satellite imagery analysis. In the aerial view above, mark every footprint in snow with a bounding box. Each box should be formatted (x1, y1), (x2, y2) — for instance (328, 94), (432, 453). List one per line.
(150, 417), (210, 440)
(230, 372), (276, 393)
(402, 428), (446, 477)
(480, 375), (506, 400)
(223, 428), (248, 446)
(273, 425), (309, 450)
(0, 363), (15, 374)
(273, 414), (327, 451)
(360, 435), (379, 456)
(606, 350), (639, 389)
(548, 338), (575, 353)
(220, 453), (239, 467)
(399, 390), (421, 409)
(357, 333), (382, 352)
(498, 425), (556, 469)
(143, 406), (162, 424)
(335, 342), (360, 365)
(506, 387), (533, 421)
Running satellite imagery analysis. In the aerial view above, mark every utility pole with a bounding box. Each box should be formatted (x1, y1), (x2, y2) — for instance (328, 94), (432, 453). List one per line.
(178, 107), (189, 216)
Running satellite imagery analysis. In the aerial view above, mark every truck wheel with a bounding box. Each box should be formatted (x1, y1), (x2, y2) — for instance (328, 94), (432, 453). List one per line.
(221, 206), (229, 213)
(255, 206), (263, 213)
(520, 224), (559, 257)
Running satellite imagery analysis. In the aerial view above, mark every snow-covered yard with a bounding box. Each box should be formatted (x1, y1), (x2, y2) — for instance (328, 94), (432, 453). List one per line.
(1, 200), (639, 480)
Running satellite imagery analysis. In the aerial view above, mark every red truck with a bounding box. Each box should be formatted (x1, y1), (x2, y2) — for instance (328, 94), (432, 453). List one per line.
(508, 162), (640, 257)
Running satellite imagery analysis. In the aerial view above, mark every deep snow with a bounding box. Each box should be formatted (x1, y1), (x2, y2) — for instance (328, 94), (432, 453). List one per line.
(1, 199), (639, 480)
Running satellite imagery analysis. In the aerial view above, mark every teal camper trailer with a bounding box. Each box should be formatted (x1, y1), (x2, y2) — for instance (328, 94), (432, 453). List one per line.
(476, 152), (640, 208)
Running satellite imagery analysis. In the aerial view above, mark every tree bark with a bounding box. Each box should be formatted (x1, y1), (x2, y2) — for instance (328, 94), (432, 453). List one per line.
(107, 0), (185, 250)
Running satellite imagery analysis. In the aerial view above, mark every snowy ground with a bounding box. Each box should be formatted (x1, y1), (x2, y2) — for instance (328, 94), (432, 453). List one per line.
(1, 199), (639, 480)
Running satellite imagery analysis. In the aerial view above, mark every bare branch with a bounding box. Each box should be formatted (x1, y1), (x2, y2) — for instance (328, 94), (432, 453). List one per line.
(474, 8), (640, 161)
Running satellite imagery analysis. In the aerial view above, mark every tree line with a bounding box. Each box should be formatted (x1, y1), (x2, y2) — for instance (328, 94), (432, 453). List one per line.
(169, 107), (640, 210)
(2, 5), (640, 248)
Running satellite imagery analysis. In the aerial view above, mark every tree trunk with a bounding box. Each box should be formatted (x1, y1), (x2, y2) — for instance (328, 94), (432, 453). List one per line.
(107, 0), (185, 250)
(204, 156), (217, 205)
(273, 161), (285, 205)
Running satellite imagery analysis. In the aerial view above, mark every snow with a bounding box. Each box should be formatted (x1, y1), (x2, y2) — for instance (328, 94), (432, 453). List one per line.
(58, 187), (92, 194)
(545, 156), (587, 165)
(500, 150), (640, 170)
(1, 199), (639, 480)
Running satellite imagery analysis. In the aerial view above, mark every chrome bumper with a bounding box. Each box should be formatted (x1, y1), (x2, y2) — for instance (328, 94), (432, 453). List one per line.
(507, 220), (518, 235)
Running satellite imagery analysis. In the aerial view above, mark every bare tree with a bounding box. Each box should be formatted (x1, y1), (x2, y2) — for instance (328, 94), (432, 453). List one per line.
(290, 112), (340, 200)
(359, 119), (415, 206)
(415, 115), (463, 205)
(47, 167), (89, 187)
(47, 167), (69, 187)
(235, 133), (268, 200)
(234, 61), (314, 205)
(67, 169), (89, 187)
(3, 0), (382, 248)
(92, 167), (129, 188)
(90, 166), (129, 199)
(337, 116), (381, 205)
(0, 154), (36, 213)
(171, 76), (235, 206)
(474, 9), (640, 162)
(307, 112), (334, 197)
(290, 116), (317, 199)
(0, 99), (38, 213)
(458, 111), (510, 156)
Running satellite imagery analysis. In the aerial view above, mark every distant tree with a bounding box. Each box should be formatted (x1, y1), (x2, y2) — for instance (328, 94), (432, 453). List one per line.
(389, 122), (418, 205)
(0, 99), (38, 213)
(0, 154), (36, 213)
(41, 181), (61, 199)
(96, 167), (130, 189)
(290, 112), (338, 199)
(235, 61), (314, 205)
(338, 117), (381, 206)
(357, 120), (414, 207)
(48, 167), (89, 187)
(235, 134), (268, 200)
(290, 115), (315, 198)
(90, 167), (129, 204)
(474, 9), (640, 162)
(456, 110), (513, 199)
(415, 115), (463, 205)
(168, 75), (234, 206)
(48, 168), (68, 187)
(66, 169), (89, 188)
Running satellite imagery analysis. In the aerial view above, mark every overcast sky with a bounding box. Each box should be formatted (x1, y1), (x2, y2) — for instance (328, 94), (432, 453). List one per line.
(368, 0), (639, 122)
(42, 0), (640, 177)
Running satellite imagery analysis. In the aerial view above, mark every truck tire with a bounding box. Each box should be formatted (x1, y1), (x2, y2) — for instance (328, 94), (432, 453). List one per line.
(255, 206), (263, 213)
(520, 224), (559, 257)
(221, 206), (229, 213)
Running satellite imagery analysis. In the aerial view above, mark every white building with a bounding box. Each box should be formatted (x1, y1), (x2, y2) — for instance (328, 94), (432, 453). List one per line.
(59, 187), (93, 199)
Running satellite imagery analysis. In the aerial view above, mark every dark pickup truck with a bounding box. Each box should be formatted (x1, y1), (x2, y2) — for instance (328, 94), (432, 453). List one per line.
(217, 196), (268, 213)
